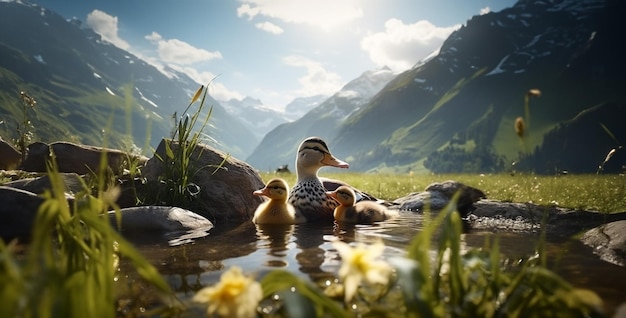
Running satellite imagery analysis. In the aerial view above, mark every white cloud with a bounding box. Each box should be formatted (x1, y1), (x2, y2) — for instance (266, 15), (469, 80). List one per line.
(255, 21), (284, 34)
(86, 10), (130, 50)
(480, 7), (491, 15)
(161, 63), (243, 101)
(237, 0), (363, 30)
(283, 55), (343, 96)
(360, 18), (461, 72)
(209, 82), (246, 102)
(145, 32), (222, 65)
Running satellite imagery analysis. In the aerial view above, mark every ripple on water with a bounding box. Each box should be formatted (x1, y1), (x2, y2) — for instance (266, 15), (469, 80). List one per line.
(118, 211), (626, 316)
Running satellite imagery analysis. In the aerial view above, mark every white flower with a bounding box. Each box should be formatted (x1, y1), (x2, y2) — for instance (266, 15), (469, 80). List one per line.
(193, 266), (262, 318)
(333, 240), (392, 302)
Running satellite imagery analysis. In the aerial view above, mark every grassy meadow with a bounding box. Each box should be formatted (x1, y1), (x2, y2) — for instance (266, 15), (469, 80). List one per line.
(262, 172), (626, 213)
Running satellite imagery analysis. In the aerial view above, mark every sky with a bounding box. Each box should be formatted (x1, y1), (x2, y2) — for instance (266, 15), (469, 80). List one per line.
(32, 0), (517, 112)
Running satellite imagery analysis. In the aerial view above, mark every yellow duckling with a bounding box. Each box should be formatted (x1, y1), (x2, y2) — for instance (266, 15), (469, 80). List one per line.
(253, 178), (306, 224)
(326, 186), (397, 224)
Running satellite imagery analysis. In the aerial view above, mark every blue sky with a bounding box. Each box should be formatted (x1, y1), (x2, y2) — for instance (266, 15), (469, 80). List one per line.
(32, 0), (516, 111)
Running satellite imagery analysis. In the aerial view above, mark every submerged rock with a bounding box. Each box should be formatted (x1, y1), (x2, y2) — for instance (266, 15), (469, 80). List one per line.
(581, 220), (626, 267)
(471, 200), (626, 237)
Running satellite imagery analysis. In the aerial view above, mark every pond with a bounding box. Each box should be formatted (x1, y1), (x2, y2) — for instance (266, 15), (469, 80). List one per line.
(119, 211), (626, 316)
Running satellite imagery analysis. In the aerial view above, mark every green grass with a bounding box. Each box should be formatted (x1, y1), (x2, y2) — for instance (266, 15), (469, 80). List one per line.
(263, 172), (626, 213)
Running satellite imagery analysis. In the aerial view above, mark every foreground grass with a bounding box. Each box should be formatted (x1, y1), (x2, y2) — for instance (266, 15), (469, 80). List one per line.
(263, 172), (626, 213)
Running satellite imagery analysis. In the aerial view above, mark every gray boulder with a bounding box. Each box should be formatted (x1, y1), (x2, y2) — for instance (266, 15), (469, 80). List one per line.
(142, 139), (265, 222)
(0, 186), (44, 240)
(0, 138), (21, 170)
(4, 173), (84, 195)
(391, 180), (486, 216)
(20, 141), (147, 175)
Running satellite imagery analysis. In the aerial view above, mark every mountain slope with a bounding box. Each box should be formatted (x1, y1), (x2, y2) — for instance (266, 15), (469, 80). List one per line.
(330, 0), (626, 173)
(0, 1), (257, 159)
(245, 67), (396, 171)
(519, 101), (626, 174)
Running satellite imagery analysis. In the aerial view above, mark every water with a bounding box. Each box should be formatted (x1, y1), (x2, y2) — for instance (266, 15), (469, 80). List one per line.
(121, 211), (626, 316)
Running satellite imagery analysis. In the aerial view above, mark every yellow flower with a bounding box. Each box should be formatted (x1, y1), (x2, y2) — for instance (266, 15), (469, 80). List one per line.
(193, 266), (262, 318)
(333, 240), (392, 302)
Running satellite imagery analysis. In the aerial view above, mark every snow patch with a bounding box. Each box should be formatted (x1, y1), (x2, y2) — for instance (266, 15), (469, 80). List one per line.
(135, 87), (159, 108)
(485, 55), (511, 76)
(337, 90), (359, 99)
(33, 55), (45, 64)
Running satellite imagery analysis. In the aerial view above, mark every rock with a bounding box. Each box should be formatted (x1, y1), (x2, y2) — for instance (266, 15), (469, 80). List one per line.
(142, 139), (265, 222)
(392, 191), (450, 212)
(108, 206), (213, 233)
(580, 220), (626, 267)
(391, 180), (486, 216)
(0, 186), (45, 241)
(471, 200), (626, 236)
(20, 141), (148, 175)
(3, 173), (84, 195)
(0, 138), (21, 170)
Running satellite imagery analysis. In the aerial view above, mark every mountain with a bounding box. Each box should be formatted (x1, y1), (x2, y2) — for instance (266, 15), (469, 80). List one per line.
(247, 0), (626, 174)
(0, 1), (258, 160)
(219, 97), (288, 140)
(246, 66), (397, 171)
(219, 94), (328, 142)
(283, 95), (328, 121)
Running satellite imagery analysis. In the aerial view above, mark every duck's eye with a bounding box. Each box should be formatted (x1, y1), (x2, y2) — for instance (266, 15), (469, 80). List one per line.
(269, 186), (286, 194)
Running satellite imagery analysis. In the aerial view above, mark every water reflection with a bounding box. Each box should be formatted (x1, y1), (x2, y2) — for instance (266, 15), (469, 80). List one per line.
(119, 211), (626, 315)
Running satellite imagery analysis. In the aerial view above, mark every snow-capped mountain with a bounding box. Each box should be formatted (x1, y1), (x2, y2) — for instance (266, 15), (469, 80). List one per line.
(245, 66), (397, 170)
(250, 0), (626, 174)
(283, 94), (328, 121)
(314, 66), (396, 121)
(0, 0), (259, 159)
(329, 0), (626, 173)
(219, 94), (328, 140)
(219, 97), (290, 140)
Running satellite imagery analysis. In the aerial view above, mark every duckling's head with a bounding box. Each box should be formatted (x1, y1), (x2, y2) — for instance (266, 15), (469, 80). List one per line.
(326, 185), (356, 207)
(254, 178), (289, 202)
(296, 137), (349, 176)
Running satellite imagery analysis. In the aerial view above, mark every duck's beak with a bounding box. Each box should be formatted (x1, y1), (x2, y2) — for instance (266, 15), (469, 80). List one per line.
(253, 188), (269, 197)
(321, 153), (349, 168)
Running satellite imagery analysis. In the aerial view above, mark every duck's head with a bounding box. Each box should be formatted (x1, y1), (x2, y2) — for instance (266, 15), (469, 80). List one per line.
(296, 137), (349, 176)
(254, 178), (289, 202)
(326, 185), (356, 207)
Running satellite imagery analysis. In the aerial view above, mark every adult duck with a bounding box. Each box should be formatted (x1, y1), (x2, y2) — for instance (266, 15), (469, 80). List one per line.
(327, 185), (397, 224)
(288, 137), (351, 222)
(253, 178), (306, 225)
